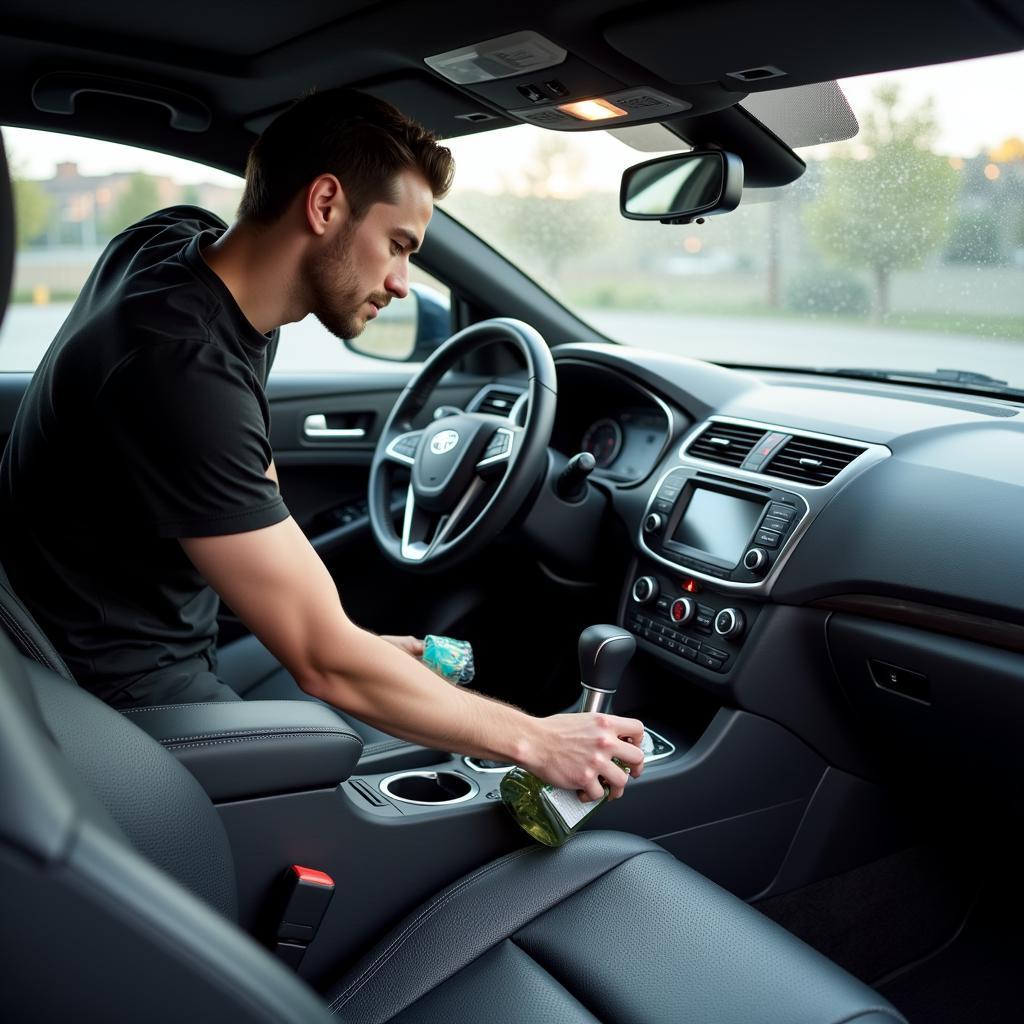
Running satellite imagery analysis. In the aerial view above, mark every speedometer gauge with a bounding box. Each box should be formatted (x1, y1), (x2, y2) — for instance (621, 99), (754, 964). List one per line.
(581, 418), (623, 468)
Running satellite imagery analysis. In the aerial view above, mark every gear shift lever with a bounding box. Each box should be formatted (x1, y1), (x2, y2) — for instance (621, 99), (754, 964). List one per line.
(578, 624), (636, 713)
(499, 624), (641, 847)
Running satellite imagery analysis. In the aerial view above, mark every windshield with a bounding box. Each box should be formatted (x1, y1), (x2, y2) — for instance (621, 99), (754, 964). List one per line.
(442, 51), (1024, 390)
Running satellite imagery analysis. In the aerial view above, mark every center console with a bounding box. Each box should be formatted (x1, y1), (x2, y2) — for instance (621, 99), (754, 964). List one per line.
(639, 468), (808, 589)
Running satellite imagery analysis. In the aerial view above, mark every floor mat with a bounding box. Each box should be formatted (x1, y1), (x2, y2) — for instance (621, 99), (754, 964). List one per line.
(754, 844), (976, 985)
(877, 887), (1022, 1024)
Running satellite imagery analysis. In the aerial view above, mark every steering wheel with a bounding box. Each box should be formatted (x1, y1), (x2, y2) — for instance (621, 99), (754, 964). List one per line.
(368, 318), (557, 573)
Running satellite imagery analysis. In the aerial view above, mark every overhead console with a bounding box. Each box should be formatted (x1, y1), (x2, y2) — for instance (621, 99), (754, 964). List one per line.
(423, 30), (693, 131)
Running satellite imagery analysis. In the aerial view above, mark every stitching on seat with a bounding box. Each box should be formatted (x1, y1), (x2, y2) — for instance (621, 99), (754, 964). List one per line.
(0, 602), (62, 674)
(328, 846), (536, 1012)
(164, 734), (362, 751)
(360, 739), (411, 755)
(121, 703), (246, 714)
(328, 845), (664, 1014)
(156, 726), (354, 743)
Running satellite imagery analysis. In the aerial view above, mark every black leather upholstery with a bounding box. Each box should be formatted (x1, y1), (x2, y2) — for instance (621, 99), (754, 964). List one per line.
(123, 698), (363, 801)
(327, 830), (905, 1024)
(25, 659), (239, 918)
(0, 637), (332, 1023)
(0, 637), (907, 1024)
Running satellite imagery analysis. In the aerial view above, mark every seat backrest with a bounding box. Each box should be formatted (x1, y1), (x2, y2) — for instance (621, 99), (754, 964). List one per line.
(0, 626), (333, 1022)
(0, 558), (75, 678)
(0, 128), (332, 1024)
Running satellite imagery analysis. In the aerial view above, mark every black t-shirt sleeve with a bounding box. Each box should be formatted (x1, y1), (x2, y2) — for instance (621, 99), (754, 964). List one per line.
(96, 340), (289, 538)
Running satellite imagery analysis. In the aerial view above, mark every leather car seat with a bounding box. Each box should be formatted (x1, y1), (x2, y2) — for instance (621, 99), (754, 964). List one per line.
(0, 635), (906, 1024)
(0, 130), (905, 1024)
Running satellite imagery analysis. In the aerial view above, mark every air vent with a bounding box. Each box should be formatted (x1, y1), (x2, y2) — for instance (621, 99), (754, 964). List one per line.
(764, 435), (866, 485)
(472, 386), (524, 417)
(686, 422), (765, 467)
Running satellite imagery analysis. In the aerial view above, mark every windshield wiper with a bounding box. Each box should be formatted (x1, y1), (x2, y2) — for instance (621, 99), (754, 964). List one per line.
(822, 366), (1024, 399)
(829, 367), (1008, 386)
(719, 362), (1024, 401)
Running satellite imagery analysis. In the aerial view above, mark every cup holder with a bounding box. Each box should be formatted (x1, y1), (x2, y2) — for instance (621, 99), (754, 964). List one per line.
(379, 770), (479, 806)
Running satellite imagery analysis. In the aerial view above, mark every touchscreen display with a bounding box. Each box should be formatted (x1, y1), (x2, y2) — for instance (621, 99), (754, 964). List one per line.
(671, 489), (764, 564)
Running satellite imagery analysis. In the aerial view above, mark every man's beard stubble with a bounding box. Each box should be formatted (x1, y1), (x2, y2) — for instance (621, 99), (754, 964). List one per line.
(306, 223), (388, 341)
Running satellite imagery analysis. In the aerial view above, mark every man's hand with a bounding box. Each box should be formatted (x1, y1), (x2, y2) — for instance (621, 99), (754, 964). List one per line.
(521, 712), (646, 803)
(380, 635), (424, 658)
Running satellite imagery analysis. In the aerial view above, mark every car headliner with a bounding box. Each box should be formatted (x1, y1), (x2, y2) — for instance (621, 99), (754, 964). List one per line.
(1, 0), (1022, 179)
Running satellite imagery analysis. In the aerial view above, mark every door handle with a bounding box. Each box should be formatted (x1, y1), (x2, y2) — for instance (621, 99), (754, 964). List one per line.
(303, 414), (367, 439)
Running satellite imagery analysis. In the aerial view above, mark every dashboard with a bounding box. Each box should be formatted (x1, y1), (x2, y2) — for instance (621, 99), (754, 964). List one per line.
(482, 341), (1024, 794)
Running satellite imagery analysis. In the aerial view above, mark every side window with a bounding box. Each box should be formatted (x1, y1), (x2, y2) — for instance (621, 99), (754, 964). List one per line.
(1, 127), (244, 373)
(0, 126), (452, 374)
(273, 265), (451, 374)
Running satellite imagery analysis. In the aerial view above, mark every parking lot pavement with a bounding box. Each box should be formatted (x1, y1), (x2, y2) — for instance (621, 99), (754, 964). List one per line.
(587, 310), (1024, 388)
(3, 302), (1022, 388)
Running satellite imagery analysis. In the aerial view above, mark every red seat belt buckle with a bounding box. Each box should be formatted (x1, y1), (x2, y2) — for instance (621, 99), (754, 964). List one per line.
(272, 864), (335, 969)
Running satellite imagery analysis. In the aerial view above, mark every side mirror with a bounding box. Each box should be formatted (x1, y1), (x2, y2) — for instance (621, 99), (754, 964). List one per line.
(620, 150), (744, 224)
(344, 282), (451, 362)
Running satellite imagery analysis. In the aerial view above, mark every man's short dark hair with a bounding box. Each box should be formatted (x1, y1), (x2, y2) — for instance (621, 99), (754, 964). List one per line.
(238, 89), (454, 224)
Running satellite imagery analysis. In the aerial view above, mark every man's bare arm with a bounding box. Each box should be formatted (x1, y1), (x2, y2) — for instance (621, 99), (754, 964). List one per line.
(180, 517), (645, 800)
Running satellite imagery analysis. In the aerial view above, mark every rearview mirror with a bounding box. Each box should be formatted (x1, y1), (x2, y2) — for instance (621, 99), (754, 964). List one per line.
(620, 150), (744, 224)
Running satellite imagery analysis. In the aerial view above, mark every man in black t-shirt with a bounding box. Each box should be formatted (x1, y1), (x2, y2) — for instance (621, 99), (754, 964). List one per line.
(0, 90), (645, 801)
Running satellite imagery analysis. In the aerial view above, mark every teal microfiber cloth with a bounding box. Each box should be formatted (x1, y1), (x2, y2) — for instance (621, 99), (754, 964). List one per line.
(422, 634), (475, 684)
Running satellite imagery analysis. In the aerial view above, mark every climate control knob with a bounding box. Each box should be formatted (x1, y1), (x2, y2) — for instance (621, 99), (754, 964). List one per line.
(631, 576), (659, 604)
(643, 513), (664, 534)
(669, 597), (695, 625)
(714, 608), (746, 640)
(742, 547), (770, 574)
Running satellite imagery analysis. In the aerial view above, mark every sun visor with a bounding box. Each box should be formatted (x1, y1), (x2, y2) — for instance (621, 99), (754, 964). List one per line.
(741, 81), (858, 148)
(603, 0), (1024, 91)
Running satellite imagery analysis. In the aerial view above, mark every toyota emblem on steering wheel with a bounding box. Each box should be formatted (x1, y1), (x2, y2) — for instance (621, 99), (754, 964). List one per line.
(430, 429), (460, 455)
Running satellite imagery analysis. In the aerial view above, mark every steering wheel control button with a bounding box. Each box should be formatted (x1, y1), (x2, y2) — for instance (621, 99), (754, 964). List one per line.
(388, 432), (422, 463)
(644, 512), (664, 533)
(713, 608), (745, 640)
(743, 547), (769, 573)
(754, 529), (782, 548)
(631, 576), (659, 604)
(669, 597), (695, 625)
(483, 432), (512, 457)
